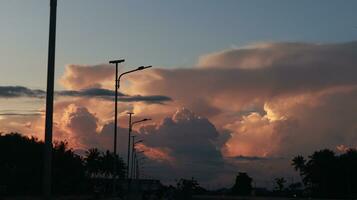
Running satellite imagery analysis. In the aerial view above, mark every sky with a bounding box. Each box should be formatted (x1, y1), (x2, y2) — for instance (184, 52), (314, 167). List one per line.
(1, 0), (357, 188)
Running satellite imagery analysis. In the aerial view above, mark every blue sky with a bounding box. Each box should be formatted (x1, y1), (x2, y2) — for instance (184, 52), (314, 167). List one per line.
(0, 0), (356, 89)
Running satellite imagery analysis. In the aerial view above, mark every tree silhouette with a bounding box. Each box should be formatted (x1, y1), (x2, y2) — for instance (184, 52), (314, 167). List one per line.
(292, 155), (306, 172)
(98, 150), (125, 178)
(0, 132), (126, 195)
(84, 148), (101, 178)
(292, 148), (357, 198)
(52, 141), (87, 194)
(274, 177), (286, 192)
(174, 177), (205, 199)
(231, 172), (252, 196)
(0, 133), (43, 195)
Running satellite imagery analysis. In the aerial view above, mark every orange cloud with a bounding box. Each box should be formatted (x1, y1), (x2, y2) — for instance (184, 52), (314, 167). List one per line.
(59, 64), (114, 90)
(135, 143), (174, 163)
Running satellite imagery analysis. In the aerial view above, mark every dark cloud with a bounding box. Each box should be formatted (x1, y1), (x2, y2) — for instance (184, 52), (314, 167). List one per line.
(56, 88), (121, 97)
(231, 155), (285, 161)
(138, 108), (226, 182)
(57, 106), (227, 184)
(57, 88), (172, 103)
(0, 86), (172, 103)
(0, 113), (43, 116)
(0, 86), (45, 98)
(0, 109), (44, 116)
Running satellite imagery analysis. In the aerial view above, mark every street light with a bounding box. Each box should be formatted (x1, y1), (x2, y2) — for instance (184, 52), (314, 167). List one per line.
(108, 59), (125, 196)
(117, 66), (152, 89)
(108, 62), (151, 195)
(135, 152), (146, 179)
(108, 61), (151, 195)
(126, 114), (151, 179)
(131, 137), (144, 179)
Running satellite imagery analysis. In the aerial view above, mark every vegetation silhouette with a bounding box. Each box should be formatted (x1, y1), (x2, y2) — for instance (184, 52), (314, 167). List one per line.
(274, 177), (286, 192)
(231, 172), (252, 196)
(173, 178), (206, 199)
(292, 148), (357, 198)
(0, 133), (126, 196)
(2, 132), (357, 199)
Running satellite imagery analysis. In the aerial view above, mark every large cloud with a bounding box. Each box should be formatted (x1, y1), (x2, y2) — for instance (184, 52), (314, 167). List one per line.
(135, 108), (225, 183)
(2, 41), (357, 188)
(123, 41), (357, 159)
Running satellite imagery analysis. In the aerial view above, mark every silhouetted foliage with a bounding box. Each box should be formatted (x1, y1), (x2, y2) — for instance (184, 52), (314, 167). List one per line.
(0, 133), (43, 195)
(292, 148), (357, 198)
(0, 133), (126, 196)
(231, 172), (252, 196)
(174, 178), (206, 199)
(52, 141), (87, 194)
(274, 177), (286, 192)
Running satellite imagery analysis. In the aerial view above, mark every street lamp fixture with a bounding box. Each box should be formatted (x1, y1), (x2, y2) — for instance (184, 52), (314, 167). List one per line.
(126, 114), (151, 179)
(108, 59), (125, 196)
(131, 136), (145, 179)
(108, 60), (151, 196)
(117, 66), (152, 89)
(109, 59), (125, 64)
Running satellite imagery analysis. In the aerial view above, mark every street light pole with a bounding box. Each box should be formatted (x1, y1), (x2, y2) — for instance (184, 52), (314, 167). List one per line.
(108, 62), (151, 195)
(127, 117), (151, 179)
(130, 135), (136, 180)
(131, 138), (143, 179)
(109, 59), (125, 196)
(135, 151), (145, 180)
(43, 0), (57, 198)
(126, 112), (133, 179)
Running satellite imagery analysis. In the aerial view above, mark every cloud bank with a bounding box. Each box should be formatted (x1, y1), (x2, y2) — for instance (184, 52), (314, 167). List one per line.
(2, 41), (357, 187)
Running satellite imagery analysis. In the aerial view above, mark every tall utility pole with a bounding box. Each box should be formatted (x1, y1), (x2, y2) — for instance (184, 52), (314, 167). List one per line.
(127, 112), (133, 179)
(131, 135), (136, 179)
(109, 59), (125, 196)
(136, 158), (139, 179)
(43, 0), (57, 198)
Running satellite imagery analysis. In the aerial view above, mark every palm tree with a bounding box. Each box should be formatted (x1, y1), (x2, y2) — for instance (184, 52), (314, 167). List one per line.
(292, 155), (306, 172)
(100, 150), (113, 177)
(274, 177), (286, 192)
(84, 148), (101, 178)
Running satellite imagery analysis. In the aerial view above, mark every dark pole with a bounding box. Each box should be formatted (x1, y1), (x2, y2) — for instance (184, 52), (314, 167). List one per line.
(127, 112), (133, 179)
(133, 154), (137, 179)
(109, 59), (125, 196)
(135, 158), (139, 179)
(131, 136), (136, 179)
(113, 62), (118, 196)
(43, 0), (57, 199)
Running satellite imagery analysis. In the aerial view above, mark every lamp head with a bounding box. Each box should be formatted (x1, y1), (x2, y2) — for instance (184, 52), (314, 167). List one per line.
(137, 66), (145, 70)
(109, 59), (125, 64)
(137, 65), (152, 70)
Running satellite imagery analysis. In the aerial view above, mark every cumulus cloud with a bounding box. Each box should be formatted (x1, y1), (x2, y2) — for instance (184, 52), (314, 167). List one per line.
(122, 41), (357, 159)
(3, 41), (357, 187)
(137, 108), (225, 182)
(125, 42), (357, 116)
(59, 64), (114, 90)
